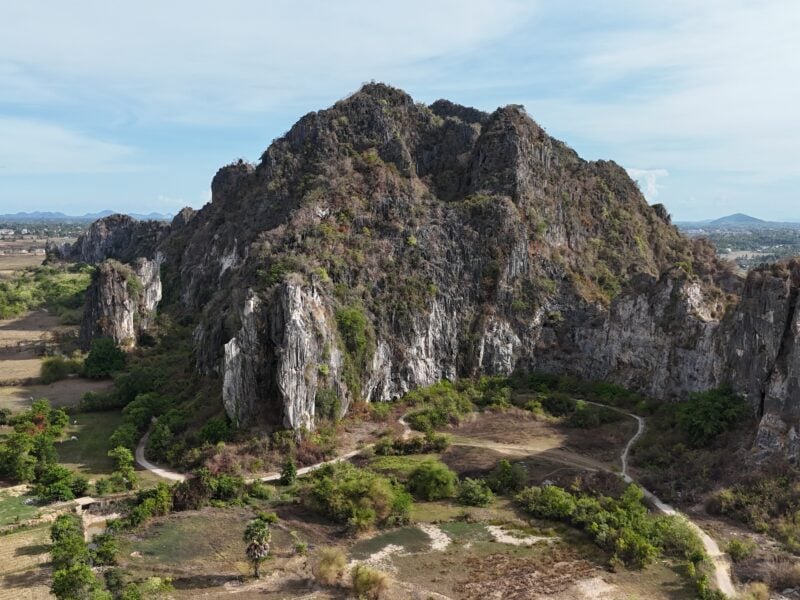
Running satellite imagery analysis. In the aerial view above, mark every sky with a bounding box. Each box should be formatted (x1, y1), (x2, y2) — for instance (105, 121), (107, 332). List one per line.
(0, 1), (798, 221)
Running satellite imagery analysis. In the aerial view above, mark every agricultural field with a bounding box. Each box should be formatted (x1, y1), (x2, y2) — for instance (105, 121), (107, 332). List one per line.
(0, 525), (52, 600)
(0, 311), (75, 385)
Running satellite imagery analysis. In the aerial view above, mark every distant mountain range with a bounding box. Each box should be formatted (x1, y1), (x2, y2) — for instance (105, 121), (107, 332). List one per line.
(0, 210), (172, 222)
(676, 213), (800, 229)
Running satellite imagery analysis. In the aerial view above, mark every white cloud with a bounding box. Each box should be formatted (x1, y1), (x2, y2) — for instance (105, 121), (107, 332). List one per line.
(525, 1), (800, 182)
(626, 168), (668, 200)
(0, 118), (139, 174)
(0, 1), (534, 123)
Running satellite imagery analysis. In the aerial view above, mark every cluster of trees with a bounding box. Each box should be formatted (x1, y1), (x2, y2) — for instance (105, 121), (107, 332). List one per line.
(305, 463), (412, 532)
(0, 264), (93, 320)
(0, 399), (90, 501)
(41, 338), (126, 385)
(49, 514), (110, 599)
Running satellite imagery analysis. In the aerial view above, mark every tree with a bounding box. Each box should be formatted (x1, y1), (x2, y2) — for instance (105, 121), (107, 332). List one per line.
(83, 337), (126, 378)
(280, 457), (297, 486)
(108, 445), (137, 490)
(407, 461), (458, 500)
(458, 478), (494, 507)
(487, 459), (527, 494)
(51, 563), (99, 600)
(244, 517), (272, 578)
(35, 464), (83, 502)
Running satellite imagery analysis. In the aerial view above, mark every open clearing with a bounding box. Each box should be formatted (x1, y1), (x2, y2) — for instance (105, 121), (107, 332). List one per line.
(0, 525), (52, 600)
(0, 253), (44, 279)
(118, 408), (701, 599)
(0, 311), (75, 384)
(56, 411), (161, 487)
(0, 493), (40, 527)
(0, 379), (113, 413)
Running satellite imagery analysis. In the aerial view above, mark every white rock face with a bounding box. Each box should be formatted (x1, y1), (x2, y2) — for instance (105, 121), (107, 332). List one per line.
(222, 293), (261, 427)
(222, 282), (348, 430)
(80, 254), (164, 348)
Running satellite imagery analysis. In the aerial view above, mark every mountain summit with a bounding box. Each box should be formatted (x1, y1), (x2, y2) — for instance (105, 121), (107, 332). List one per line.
(54, 84), (800, 461)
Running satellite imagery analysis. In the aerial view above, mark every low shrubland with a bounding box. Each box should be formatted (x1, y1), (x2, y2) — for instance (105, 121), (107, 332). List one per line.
(0, 263), (93, 321)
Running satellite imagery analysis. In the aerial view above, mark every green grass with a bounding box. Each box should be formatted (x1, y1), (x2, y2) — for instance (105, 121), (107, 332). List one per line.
(56, 411), (125, 479)
(56, 410), (162, 487)
(0, 494), (39, 527)
(368, 453), (439, 479)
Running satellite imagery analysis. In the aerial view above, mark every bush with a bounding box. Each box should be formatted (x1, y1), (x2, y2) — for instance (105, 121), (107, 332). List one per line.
(314, 547), (347, 585)
(83, 338), (126, 378)
(373, 432), (450, 456)
(305, 463), (411, 531)
(407, 461), (458, 501)
(487, 459), (528, 494)
(280, 458), (297, 486)
(370, 402), (392, 421)
(79, 390), (124, 412)
(727, 537), (756, 562)
(516, 482), (706, 570)
(677, 387), (748, 447)
(248, 481), (273, 500)
(316, 388), (342, 421)
(404, 381), (474, 432)
(458, 478), (494, 507)
(350, 564), (389, 599)
(40, 355), (82, 384)
(200, 417), (231, 444)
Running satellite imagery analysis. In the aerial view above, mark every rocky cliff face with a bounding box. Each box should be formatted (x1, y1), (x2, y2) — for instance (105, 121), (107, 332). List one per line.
(79, 254), (164, 348)
(50, 214), (168, 264)
(62, 83), (800, 458)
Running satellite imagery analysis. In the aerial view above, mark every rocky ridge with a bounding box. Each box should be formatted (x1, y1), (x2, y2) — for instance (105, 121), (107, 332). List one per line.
(60, 84), (800, 459)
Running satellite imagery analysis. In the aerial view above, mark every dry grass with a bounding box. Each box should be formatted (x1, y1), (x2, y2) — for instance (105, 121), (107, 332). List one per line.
(0, 524), (52, 600)
(315, 547), (347, 585)
(350, 564), (390, 599)
(0, 311), (77, 384)
(0, 253), (44, 278)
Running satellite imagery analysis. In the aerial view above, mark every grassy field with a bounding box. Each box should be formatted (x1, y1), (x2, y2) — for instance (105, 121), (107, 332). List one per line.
(118, 508), (255, 581)
(0, 311), (76, 384)
(0, 253), (44, 279)
(56, 410), (162, 488)
(0, 493), (40, 527)
(0, 379), (113, 414)
(0, 524), (53, 600)
(56, 411), (125, 480)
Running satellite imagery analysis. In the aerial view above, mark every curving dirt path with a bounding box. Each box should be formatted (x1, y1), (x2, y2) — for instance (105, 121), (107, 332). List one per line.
(135, 426), (186, 482)
(135, 403), (736, 597)
(584, 401), (736, 598)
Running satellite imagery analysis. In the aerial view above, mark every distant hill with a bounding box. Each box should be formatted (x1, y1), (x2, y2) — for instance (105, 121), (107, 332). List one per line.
(0, 210), (172, 222)
(708, 213), (766, 226)
(676, 213), (800, 230)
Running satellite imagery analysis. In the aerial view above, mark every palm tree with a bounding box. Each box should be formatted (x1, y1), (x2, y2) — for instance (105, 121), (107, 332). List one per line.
(244, 518), (271, 578)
